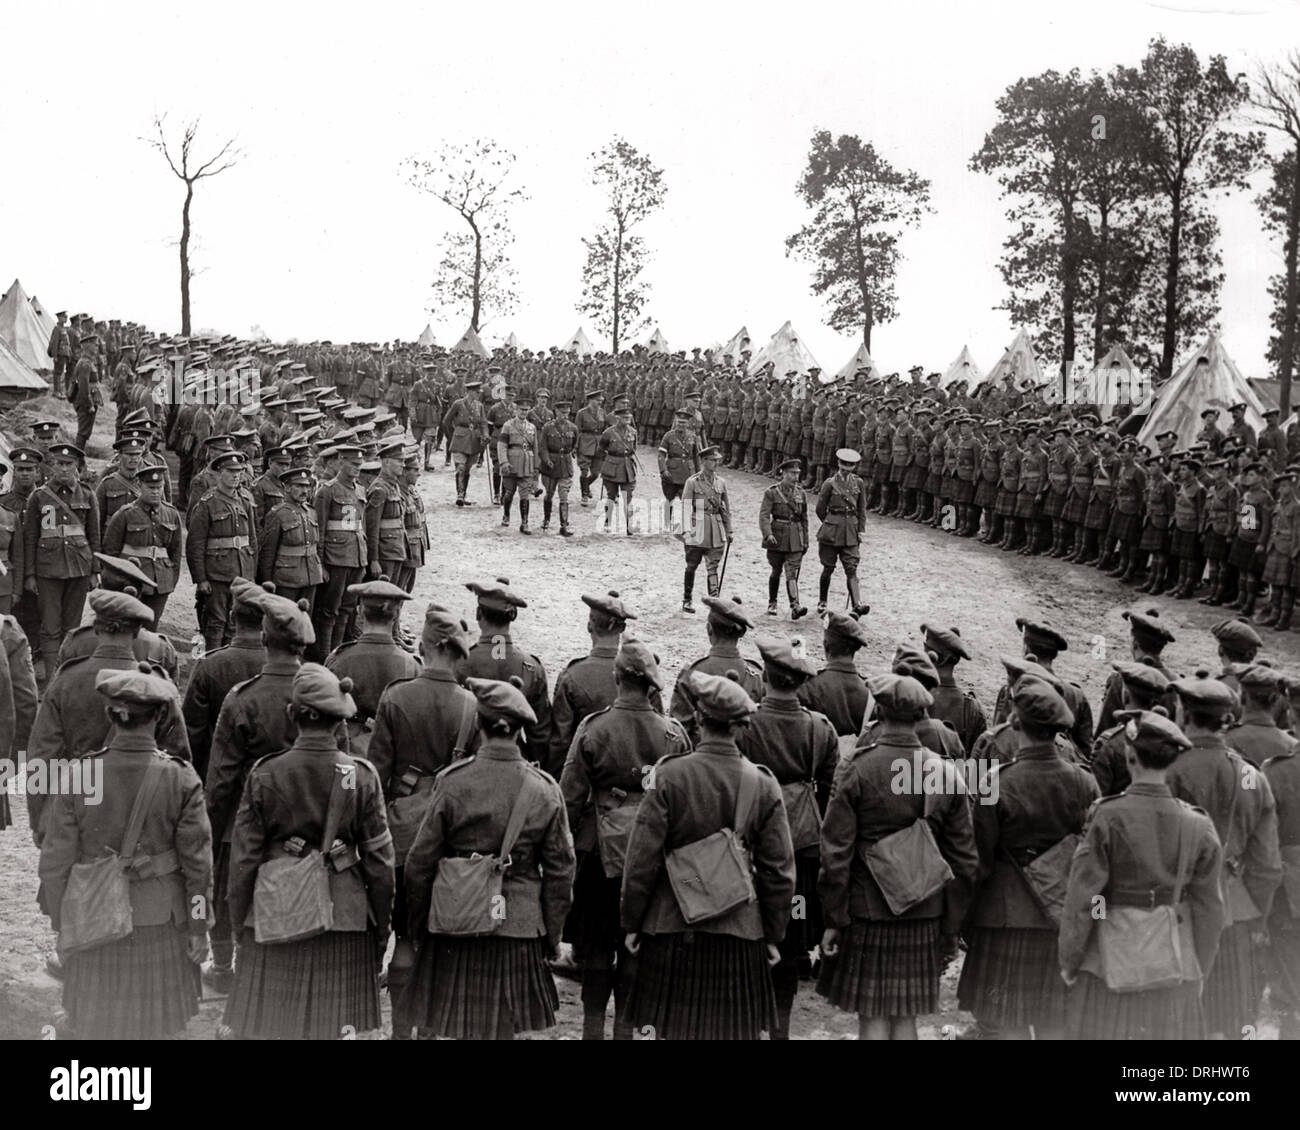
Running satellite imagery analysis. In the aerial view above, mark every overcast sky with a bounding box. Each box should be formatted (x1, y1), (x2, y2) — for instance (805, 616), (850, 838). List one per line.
(2, 0), (1297, 376)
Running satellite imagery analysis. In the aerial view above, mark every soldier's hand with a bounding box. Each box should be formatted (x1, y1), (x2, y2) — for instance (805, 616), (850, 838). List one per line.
(368, 561), (382, 578)
(763, 535), (778, 548)
(90, 573), (100, 590)
(765, 943), (781, 968)
(23, 577), (36, 595)
(623, 932), (641, 956)
(197, 581), (212, 595)
(187, 934), (210, 965)
(820, 927), (841, 958)
(321, 567), (330, 583)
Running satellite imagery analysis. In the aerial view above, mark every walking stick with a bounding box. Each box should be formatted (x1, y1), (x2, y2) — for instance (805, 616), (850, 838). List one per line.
(716, 537), (732, 595)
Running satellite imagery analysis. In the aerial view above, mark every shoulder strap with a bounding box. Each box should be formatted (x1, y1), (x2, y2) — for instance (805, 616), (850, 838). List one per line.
(121, 758), (167, 860)
(733, 758), (761, 839)
(319, 762), (354, 853)
(451, 696), (477, 758)
(1171, 806), (1196, 905)
(499, 769), (542, 862)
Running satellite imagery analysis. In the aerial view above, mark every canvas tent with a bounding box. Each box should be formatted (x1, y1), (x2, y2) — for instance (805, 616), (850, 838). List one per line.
(1075, 345), (1143, 420)
(504, 331), (522, 351)
(0, 279), (52, 371)
(564, 327), (595, 357)
(836, 343), (876, 382)
(453, 326), (489, 358)
(0, 336), (46, 396)
(985, 328), (1046, 390)
(28, 295), (57, 342)
(1135, 334), (1266, 451)
(644, 326), (670, 354)
(417, 324), (436, 347)
(720, 326), (753, 364)
(747, 321), (823, 379)
(940, 346), (985, 390)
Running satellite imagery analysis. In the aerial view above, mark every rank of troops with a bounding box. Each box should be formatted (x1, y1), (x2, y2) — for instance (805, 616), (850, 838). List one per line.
(2, 323), (1300, 1043)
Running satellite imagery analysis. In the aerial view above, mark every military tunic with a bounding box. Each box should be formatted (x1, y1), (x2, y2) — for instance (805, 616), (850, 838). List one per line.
(455, 634), (552, 764)
(186, 486), (257, 653)
(325, 632), (420, 756)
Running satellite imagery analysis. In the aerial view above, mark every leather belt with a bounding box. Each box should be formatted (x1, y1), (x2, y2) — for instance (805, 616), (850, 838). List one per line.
(379, 518), (405, 530)
(122, 545), (169, 560)
(40, 524), (86, 539)
(325, 521), (358, 531)
(207, 536), (250, 550)
(276, 545), (309, 557)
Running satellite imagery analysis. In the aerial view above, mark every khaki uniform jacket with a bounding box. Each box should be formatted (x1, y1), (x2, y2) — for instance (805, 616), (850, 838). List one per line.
(257, 498), (324, 589)
(186, 488), (256, 585)
(815, 472), (867, 547)
(24, 482), (99, 581)
(314, 479), (366, 569)
(103, 499), (182, 595)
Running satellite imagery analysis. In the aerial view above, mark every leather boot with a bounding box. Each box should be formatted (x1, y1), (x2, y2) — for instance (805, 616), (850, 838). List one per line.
(1115, 550), (1134, 582)
(542, 498), (553, 531)
(1174, 561), (1194, 599)
(1201, 569), (1223, 605)
(1138, 561), (1158, 593)
(1240, 578), (1259, 617)
(1257, 588), (1282, 627)
(787, 578), (807, 620)
(519, 500), (531, 535)
(1276, 590), (1295, 631)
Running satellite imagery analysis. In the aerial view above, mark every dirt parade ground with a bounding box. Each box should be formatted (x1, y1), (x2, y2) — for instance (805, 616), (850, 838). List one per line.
(1, 404), (1297, 1039)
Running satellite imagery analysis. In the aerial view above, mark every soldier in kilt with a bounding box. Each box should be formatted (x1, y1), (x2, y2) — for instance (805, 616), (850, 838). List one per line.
(1258, 470), (1300, 631)
(1200, 458), (1240, 606)
(941, 419), (960, 535)
(1228, 461), (1272, 617)
(404, 677), (576, 1040)
(870, 407), (893, 511)
(953, 416), (980, 536)
(783, 396), (805, 477)
(799, 392), (817, 487)
(621, 670), (796, 1040)
(1085, 432), (1120, 568)
(817, 674), (977, 1039)
(38, 658), (212, 1039)
(1105, 439), (1146, 582)
(764, 390), (786, 477)
(925, 418), (947, 529)
(1170, 458), (1206, 599)
(737, 637), (838, 1039)
(1061, 429), (1096, 561)
(974, 423), (1001, 542)
(1138, 454), (1176, 595)
(1042, 424), (1075, 556)
(958, 678), (1097, 1039)
(887, 410), (913, 518)
(906, 407), (932, 522)
(1060, 710), (1224, 1039)
(995, 425), (1023, 550)
(1014, 422), (1046, 555)
(224, 659), (394, 1040)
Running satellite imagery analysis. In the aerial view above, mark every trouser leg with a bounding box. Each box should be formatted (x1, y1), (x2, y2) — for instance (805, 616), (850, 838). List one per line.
(202, 580), (233, 652)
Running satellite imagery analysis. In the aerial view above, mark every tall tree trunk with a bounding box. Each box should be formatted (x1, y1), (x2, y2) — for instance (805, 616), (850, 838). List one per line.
(612, 223), (623, 354)
(1160, 184), (1183, 383)
(1279, 145), (1300, 416)
(469, 217), (483, 332)
(1092, 203), (1111, 364)
(1061, 207), (1078, 379)
(850, 201), (873, 351)
(180, 181), (194, 337)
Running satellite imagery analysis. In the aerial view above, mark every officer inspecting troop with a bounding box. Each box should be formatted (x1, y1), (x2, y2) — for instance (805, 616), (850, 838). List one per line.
(8, 324), (1300, 1046)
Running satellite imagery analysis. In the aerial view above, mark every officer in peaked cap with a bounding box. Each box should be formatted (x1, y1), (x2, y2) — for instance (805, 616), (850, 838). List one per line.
(455, 577), (552, 764)
(815, 447), (870, 616)
(759, 456), (809, 620)
(256, 465), (324, 609)
(186, 450), (256, 654)
(669, 594), (764, 745)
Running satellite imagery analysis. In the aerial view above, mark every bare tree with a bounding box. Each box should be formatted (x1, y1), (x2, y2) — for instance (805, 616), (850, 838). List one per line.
(144, 114), (241, 336)
(1248, 52), (1300, 413)
(405, 141), (527, 332)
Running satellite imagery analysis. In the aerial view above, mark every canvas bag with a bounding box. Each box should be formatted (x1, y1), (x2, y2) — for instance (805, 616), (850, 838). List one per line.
(388, 698), (476, 864)
(253, 764), (352, 944)
(59, 758), (167, 956)
(1011, 769), (1089, 927)
(595, 787), (642, 879)
(1098, 809), (1201, 993)
(664, 759), (760, 925)
(427, 768), (542, 936)
(781, 782), (822, 853)
(861, 813), (954, 916)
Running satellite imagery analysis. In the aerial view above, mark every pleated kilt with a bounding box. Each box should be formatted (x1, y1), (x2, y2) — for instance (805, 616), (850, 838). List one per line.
(657, 407), (675, 429)
(63, 923), (200, 1039)
(952, 478), (976, 504)
(1202, 920), (1264, 1036)
(1107, 509), (1141, 544)
(1012, 488), (1038, 519)
(994, 487), (1017, 516)
(1041, 488), (1068, 519)
(904, 462), (928, 490)
(784, 433), (803, 458)
(928, 469), (945, 496)
(765, 428), (783, 451)
(224, 927), (382, 1039)
(941, 472), (956, 499)
(886, 462), (905, 483)
(816, 916), (939, 1018)
(1170, 527), (1200, 560)
(1262, 550), (1295, 588)
(1138, 520), (1170, 554)
(1229, 536), (1263, 572)
(801, 434), (814, 459)
(403, 934), (558, 1039)
(624, 931), (775, 1040)
(1065, 971), (1204, 1039)
(871, 459), (890, 485)
(1062, 490), (1089, 525)
(957, 926), (1065, 1029)
(563, 851), (622, 959)
(813, 441), (830, 466)
(1086, 496), (1114, 531)
(974, 478), (997, 509)
(1202, 530), (1231, 562)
